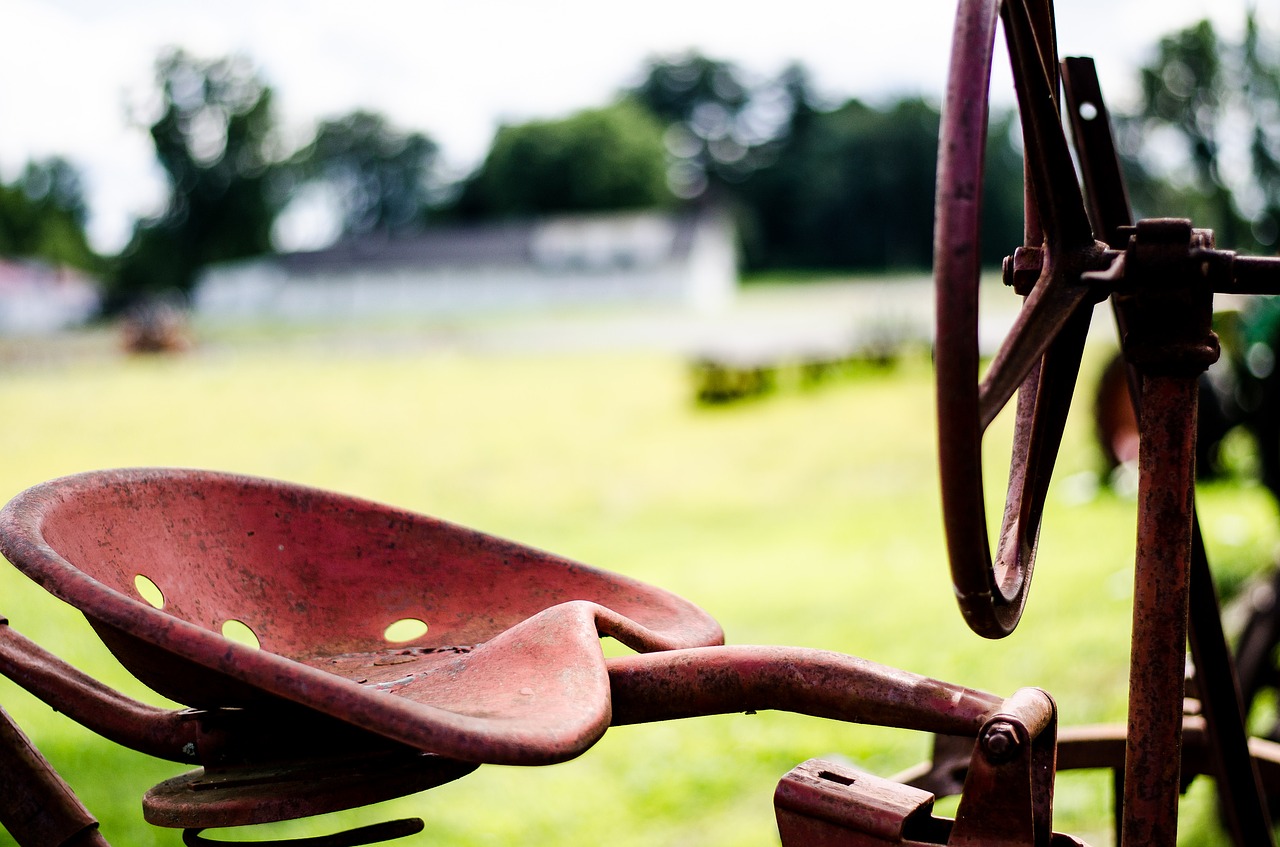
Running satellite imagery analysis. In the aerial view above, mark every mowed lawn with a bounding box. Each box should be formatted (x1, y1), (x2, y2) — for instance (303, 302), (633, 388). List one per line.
(0, 310), (1276, 846)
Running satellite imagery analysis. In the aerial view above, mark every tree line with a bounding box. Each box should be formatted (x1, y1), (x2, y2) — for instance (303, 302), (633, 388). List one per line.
(1, 11), (1276, 311)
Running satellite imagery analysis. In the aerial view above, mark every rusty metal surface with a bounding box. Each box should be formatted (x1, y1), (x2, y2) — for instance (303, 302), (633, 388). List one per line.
(0, 616), (482, 827)
(1056, 717), (1280, 786)
(1064, 55), (1274, 844)
(144, 752), (473, 829)
(0, 468), (724, 767)
(0, 467), (1026, 840)
(180, 820), (424, 847)
(0, 704), (108, 847)
(934, 0), (1107, 639)
(1, 612), (479, 827)
(1121, 374), (1198, 847)
(0, 621), (199, 763)
(775, 690), (1092, 846)
(934, 0), (1008, 637)
(1103, 220), (1219, 847)
(949, 689), (1057, 847)
(11, 3), (1280, 845)
(1061, 56), (1132, 248)
(607, 646), (1001, 733)
(150, 707), (477, 826)
(0, 467), (1029, 838)
(936, 1), (1280, 843)
(775, 758), (949, 846)
(1185, 525), (1274, 843)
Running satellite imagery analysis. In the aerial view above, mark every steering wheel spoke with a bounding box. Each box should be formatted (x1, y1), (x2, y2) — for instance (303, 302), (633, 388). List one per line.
(978, 269), (1093, 429)
(998, 299), (1093, 551)
(1001, 0), (1093, 254)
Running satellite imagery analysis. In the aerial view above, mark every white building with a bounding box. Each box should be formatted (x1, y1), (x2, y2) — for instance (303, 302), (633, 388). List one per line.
(194, 208), (736, 324)
(0, 259), (101, 334)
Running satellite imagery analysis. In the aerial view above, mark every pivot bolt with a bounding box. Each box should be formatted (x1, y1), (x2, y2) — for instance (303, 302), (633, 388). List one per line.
(981, 721), (1021, 763)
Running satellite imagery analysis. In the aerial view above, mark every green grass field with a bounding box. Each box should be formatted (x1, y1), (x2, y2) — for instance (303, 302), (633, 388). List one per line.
(0, 306), (1276, 846)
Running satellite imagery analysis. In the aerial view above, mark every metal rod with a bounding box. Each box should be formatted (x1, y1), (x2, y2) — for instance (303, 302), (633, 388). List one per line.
(0, 622), (198, 763)
(1222, 255), (1280, 295)
(1187, 522), (1275, 845)
(0, 704), (110, 847)
(1122, 373), (1198, 847)
(1061, 56), (1134, 249)
(607, 645), (1003, 736)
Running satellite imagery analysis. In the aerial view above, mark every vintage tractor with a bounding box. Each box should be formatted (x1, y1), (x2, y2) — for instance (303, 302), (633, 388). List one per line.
(4, 1), (1280, 845)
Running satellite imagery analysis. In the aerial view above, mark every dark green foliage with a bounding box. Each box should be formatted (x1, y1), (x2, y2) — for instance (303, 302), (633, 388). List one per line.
(109, 49), (282, 309)
(1241, 11), (1280, 247)
(736, 94), (1023, 271)
(1140, 21), (1223, 151)
(632, 54), (750, 127)
(1136, 20), (1243, 245)
(0, 157), (99, 271)
(289, 110), (443, 236)
(455, 101), (672, 218)
(1127, 13), (1280, 251)
(623, 52), (1025, 272)
(980, 112), (1028, 265)
(628, 53), (765, 195)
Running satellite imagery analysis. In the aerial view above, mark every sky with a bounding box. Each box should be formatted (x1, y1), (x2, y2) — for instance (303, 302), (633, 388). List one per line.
(1, 0), (1254, 253)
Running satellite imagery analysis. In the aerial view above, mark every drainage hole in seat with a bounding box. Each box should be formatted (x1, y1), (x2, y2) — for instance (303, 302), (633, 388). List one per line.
(221, 619), (260, 650)
(134, 574), (165, 609)
(384, 618), (429, 643)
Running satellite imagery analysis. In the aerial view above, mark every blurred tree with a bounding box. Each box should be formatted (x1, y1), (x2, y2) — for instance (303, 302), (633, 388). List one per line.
(736, 94), (1024, 271)
(738, 97), (931, 269)
(632, 53), (750, 127)
(454, 101), (671, 218)
(626, 55), (1024, 272)
(1134, 20), (1243, 245)
(1126, 13), (1280, 250)
(979, 110), (1030, 265)
(109, 49), (282, 309)
(287, 110), (443, 237)
(628, 53), (766, 196)
(1241, 10), (1280, 247)
(0, 157), (99, 271)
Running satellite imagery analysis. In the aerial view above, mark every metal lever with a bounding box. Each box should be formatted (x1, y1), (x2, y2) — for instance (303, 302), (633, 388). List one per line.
(775, 689), (1090, 846)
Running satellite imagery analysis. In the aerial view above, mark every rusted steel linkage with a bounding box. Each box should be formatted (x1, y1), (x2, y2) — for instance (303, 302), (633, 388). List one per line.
(1123, 372), (1199, 847)
(0, 699), (109, 847)
(607, 646), (1001, 734)
(1081, 219), (1215, 847)
(1063, 56), (1276, 847)
(0, 621), (198, 762)
(0, 619), (474, 830)
(773, 689), (1088, 846)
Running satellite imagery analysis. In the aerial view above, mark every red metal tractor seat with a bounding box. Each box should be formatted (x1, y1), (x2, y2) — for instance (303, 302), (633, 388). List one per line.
(0, 468), (735, 835)
(0, 468), (726, 767)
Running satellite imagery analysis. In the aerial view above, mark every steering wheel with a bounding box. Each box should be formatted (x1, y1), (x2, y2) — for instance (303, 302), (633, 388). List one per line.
(935, 0), (1109, 637)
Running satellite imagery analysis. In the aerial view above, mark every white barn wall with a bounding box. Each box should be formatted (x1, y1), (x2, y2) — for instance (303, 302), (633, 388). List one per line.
(194, 209), (737, 325)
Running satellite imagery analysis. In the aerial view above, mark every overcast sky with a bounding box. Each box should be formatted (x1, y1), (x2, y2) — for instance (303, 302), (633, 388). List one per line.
(2, 0), (1256, 252)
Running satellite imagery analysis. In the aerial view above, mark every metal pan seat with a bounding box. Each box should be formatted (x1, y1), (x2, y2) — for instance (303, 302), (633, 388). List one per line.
(0, 467), (725, 769)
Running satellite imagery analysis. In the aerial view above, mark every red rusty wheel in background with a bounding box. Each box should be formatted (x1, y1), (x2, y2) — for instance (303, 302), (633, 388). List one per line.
(935, 0), (1109, 637)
